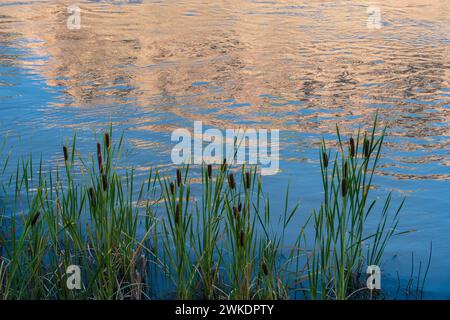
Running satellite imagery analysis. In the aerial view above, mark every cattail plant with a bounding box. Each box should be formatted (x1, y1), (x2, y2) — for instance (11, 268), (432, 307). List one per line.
(175, 203), (181, 225)
(322, 151), (329, 168)
(88, 187), (96, 207)
(221, 158), (227, 171)
(207, 164), (212, 179)
(233, 206), (240, 224)
(239, 230), (245, 247)
(343, 161), (348, 178)
(245, 171), (251, 189)
(306, 114), (404, 300)
(105, 132), (110, 150)
(160, 167), (195, 299)
(363, 137), (370, 158)
(349, 137), (355, 157)
(228, 173), (236, 190)
(30, 210), (41, 226)
(97, 142), (103, 173)
(233, 206), (239, 218)
(341, 178), (347, 197)
(261, 261), (269, 276)
(102, 173), (108, 191)
(191, 163), (227, 299)
(63, 146), (69, 162)
(0, 117), (409, 301)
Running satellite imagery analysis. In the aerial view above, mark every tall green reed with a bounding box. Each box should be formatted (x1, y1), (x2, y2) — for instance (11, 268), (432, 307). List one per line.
(0, 118), (408, 300)
(0, 129), (157, 299)
(305, 115), (404, 299)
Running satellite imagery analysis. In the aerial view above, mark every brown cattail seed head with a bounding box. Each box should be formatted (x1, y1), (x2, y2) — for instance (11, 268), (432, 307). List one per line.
(105, 132), (110, 149)
(97, 142), (103, 173)
(349, 137), (355, 157)
(342, 178), (347, 198)
(63, 146), (69, 162)
(239, 230), (245, 247)
(207, 164), (212, 179)
(245, 171), (251, 189)
(221, 158), (227, 171)
(88, 187), (96, 207)
(176, 169), (182, 187)
(102, 174), (108, 191)
(363, 138), (370, 158)
(228, 173), (236, 190)
(238, 202), (242, 212)
(322, 151), (328, 168)
(175, 204), (181, 225)
(344, 161), (348, 178)
(262, 261), (269, 276)
(31, 210), (41, 226)
(170, 182), (175, 195)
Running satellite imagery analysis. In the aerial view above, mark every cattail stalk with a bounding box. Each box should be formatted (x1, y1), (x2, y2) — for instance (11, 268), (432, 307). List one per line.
(349, 137), (355, 157)
(175, 203), (181, 225)
(105, 132), (110, 150)
(341, 178), (347, 198)
(245, 171), (251, 189)
(343, 161), (348, 178)
(261, 261), (269, 276)
(31, 210), (41, 226)
(102, 174), (108, 191)
(88, 187), (96, 207)
(233, 206), (241, 225)
(239, 230), (245, 247)
(97, 142), (103, 173)
(363, 138), (370, 158)
(176, 169), (182, 187)
(322, 151), (328, 168)
(63, 146), (69, 162)
(228, 173), (236, 190)
(207, 164), (212, 179)
(233, 206), (239, 219)
(221, 158), (227, 171)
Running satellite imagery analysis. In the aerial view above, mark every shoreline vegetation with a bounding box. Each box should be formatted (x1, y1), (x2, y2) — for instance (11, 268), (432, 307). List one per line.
(0, 118), (423, 300)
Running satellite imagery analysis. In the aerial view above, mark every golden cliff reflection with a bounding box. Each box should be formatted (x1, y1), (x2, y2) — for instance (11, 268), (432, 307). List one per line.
(0, 0), (449, 177)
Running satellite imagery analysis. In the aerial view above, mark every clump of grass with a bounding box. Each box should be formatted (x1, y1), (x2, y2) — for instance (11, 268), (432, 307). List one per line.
(156, 163), (296, 300)
(0, 129), (157, 299)
(0, 118), (408, 300)
(304, 115), (404, 300)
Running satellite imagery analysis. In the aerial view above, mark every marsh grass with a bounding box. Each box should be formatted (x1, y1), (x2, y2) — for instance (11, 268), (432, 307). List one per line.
(303, 115), (406, 300)
(0, 119), (410, 300)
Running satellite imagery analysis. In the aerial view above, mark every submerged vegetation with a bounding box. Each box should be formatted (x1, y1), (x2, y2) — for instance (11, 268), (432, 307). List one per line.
(0, 119), (410, 300)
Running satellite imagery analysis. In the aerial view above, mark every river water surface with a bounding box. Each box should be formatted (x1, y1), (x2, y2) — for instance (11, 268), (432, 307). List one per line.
(0, 0), (449, 298)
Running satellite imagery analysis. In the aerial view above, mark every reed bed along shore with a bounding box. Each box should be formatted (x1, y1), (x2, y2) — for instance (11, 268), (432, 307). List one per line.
(0, 119), (412, 300)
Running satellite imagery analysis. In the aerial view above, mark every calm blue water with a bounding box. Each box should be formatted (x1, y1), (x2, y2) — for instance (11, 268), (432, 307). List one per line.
(0, 0), (449, 298)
